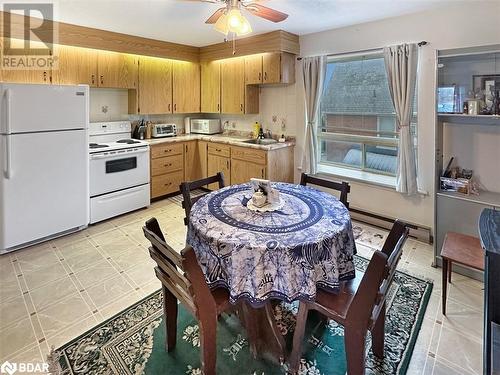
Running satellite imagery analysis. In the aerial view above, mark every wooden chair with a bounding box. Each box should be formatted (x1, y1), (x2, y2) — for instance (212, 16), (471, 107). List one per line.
(300, 173), (351, 209)
(143, 217), (231, 375)
(180, 172), (226, 226)
(289, 220), (409, 375)
(440, 232), (484, 315)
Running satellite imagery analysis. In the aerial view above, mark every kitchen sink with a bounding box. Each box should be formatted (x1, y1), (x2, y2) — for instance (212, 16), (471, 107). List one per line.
(242, 138), (278, 145)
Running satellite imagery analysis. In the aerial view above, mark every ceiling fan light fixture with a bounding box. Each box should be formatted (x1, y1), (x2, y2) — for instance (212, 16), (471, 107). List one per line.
(236, 16), (252, 36)
(226, 8), (244, 32)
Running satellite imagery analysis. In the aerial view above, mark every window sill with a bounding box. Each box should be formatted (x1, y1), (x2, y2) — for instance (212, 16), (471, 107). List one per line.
(316, 164), (397, 190)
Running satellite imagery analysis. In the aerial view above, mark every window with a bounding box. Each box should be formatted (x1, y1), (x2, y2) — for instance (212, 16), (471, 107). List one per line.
(317, 54), (417, 178)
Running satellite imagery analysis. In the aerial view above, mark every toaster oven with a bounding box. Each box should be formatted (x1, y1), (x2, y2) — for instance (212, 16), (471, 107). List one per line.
(152, 123), (176, 138)
(190, 119), (222, 135)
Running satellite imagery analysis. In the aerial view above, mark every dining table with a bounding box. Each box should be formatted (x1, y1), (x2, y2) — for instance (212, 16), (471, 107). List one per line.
(186, 182), (357, 361)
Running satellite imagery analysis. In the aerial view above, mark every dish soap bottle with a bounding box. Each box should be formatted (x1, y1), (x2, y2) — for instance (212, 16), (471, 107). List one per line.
(253, 122), (261, 138)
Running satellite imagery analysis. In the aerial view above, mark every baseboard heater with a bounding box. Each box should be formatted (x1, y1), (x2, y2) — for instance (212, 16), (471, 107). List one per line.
(349, 207), (433, 244)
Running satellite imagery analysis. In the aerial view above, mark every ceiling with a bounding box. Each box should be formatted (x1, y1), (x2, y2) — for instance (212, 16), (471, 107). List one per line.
(46, 0), (449, 47)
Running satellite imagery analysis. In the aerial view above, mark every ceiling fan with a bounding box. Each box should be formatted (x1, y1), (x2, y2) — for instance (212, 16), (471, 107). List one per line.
(185, 0), (288, 36)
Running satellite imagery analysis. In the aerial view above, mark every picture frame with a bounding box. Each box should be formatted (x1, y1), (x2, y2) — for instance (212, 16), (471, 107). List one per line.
(437, 85), (457, 113)
(472, 74), (500, 109)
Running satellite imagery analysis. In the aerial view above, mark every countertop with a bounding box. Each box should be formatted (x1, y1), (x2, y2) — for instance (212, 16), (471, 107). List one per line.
(479, 208), (500, 254)
(143, 133), (295, 151)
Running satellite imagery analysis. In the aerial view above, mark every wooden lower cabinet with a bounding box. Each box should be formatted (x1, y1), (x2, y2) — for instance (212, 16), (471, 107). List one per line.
(151, 170), (184, 198)
(207, 153), (230, 190)
(184, 141), (205, 182)
(231, 159), (266, 185)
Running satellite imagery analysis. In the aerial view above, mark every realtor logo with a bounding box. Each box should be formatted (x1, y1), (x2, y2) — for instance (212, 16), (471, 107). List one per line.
(0, 361), (49, 374)
(1, 3), (58, 70)
(0, 361), (17, 375)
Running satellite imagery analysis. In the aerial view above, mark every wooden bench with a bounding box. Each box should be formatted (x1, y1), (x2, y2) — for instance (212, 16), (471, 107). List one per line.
(441, 232), (484, 315)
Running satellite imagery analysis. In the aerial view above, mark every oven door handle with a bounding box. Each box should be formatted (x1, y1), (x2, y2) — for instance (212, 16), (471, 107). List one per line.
(90, 147), (149, 160)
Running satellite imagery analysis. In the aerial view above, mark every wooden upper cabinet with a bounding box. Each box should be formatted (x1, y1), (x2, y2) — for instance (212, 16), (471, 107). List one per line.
(262, 52), (295, 84)
(221, 58), (245, 114)
(53, 45), (98, 86)
(245, 55), (263, 84)
(201, 61), (221, 113)
(172, 61), (200, 113)
(138, 56), (172, 114)
(97, 51), (138, 89)
(0, 39), (52, 84)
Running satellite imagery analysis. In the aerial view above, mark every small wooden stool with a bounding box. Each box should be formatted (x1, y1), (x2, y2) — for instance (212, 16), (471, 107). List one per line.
(440, 232), (484, 315)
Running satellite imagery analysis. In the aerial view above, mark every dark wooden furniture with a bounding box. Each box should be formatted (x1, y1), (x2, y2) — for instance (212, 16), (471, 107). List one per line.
(143, 217), (231, 375)
(289, 220), (409, 375)
(479, 208), (500, 375)
(300, 173), (351, 208)
(180, 172), (226, 226)
(440, 232), (484, 315)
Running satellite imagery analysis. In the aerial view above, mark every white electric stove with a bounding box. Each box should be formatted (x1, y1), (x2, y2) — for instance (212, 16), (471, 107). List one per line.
(89, 121), (150, 224)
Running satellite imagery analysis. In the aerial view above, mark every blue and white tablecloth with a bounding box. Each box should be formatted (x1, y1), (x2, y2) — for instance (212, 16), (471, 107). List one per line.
(186, 183), (356, 307)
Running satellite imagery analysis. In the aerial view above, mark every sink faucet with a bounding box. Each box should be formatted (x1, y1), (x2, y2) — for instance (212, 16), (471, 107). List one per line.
(265, 129), (272, 139)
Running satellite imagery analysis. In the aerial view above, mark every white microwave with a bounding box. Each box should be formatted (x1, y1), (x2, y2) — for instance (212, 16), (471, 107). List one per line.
(190, 119), (222, 135)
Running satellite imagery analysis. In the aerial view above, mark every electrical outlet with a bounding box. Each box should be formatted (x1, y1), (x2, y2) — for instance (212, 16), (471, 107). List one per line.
(101, 105), (108, 114)
(272, 115), (278, 123)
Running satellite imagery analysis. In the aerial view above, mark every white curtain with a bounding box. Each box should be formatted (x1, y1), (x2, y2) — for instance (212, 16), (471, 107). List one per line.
(301, 56), (327, 175)
(383, 43), (418, 195)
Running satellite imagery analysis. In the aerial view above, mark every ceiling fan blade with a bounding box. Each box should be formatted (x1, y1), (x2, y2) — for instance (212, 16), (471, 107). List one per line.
(205, 7), (226, 24)
(243, 3), (288, 23)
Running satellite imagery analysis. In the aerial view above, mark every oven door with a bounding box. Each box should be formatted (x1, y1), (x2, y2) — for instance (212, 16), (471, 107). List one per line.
(90, 146), (150, 196)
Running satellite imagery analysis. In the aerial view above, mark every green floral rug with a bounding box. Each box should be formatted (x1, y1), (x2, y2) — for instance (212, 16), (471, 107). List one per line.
(52, 257), (432, 375)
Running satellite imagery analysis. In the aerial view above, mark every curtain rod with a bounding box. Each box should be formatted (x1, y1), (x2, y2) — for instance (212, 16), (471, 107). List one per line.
(296, 41), (428, 61)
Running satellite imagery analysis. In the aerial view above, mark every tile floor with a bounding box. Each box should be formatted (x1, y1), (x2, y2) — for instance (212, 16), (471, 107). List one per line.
(0, 196), (484, 374)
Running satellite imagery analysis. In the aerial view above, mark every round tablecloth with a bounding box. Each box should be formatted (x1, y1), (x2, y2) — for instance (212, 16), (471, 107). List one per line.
(186, 182), (357, 307)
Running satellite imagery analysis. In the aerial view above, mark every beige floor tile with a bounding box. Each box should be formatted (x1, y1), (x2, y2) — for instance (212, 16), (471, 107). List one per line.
(43, 314), (98, 353)
(9, 343), (44, 367)
(0, 271), (22, 304)
(436, 326), (482, 374)
(442, 299), (483, 341)
(85, 274), (135, 309)
(29, 276), (79, 312)
(98, 291), (143, 321)
(433, 359), (477, 375)
(74, 260), (119, 289)
(37, 293), (92, 339)
(405, 316), (435, 373)
(112, 245), (150, 271)
(0, 317), (37, 360)
(0, 295), (29, 329)
(84, 220), (116, 236)
(55, 238), (97, 259)
(448, 279), (484, 311)
(140, 280), (162, 297)
(50, 231), (89, 248)
(126, 261), (158, 287)
(62, 244), (104, 273)
(16, 248), (60, 274)
(23, 262), (68, 292)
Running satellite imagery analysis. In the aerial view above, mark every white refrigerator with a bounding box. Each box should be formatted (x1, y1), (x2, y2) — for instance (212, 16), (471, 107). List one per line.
(0, 83), (89, 253)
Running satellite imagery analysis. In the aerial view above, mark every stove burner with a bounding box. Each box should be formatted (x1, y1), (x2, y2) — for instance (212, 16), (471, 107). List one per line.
(89, 143), (109, 149)
(116, 139), (141, 144)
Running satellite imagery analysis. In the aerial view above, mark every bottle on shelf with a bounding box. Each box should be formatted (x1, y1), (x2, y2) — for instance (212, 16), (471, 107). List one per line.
(257, 125), (265, 140)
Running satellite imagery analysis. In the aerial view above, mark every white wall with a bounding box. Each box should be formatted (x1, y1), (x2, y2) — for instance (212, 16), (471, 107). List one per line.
(296, 1), (500, 230)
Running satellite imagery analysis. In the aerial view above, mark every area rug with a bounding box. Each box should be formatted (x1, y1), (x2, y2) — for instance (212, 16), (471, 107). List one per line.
(50, 256), (432, 375)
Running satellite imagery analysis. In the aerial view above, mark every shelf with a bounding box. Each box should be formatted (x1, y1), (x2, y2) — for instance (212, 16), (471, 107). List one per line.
(437, 114), (500, 125)
(437, 190), (500, 208)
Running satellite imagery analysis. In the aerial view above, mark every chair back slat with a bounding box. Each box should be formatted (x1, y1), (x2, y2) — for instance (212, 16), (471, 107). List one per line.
(154, 267), (196, 314)
(143, 223), (183, 268)
(347, 220), (409, 327)
(180, 172), (226, 226)
(300, 173), (351, 208)
(149, 247), (191, 293)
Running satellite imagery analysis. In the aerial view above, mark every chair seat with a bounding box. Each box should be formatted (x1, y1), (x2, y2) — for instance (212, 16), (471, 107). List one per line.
(440, 232), (484, 271)
(314, 272), (364, 323)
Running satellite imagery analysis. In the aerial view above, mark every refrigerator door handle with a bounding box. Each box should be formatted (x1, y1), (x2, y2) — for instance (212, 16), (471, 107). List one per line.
(2, 88), (12, 135)
(3, 135), (12, 179)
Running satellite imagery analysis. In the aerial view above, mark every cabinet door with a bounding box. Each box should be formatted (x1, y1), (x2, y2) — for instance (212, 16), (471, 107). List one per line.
(221, 58), (245, 114)
(173, 61), (200, 113)
(97, 51), (138, 89)
(207, 154), (230, 190)
(138, 56), (172, 114)
(231, 159), (266, 185)
(201, 61), (221, 113)
(0, 40), (51, 84)
(245, 54), (262, 84)
(184, 141), (204, 182)
(262, 52), (281, 84)
(53, 45), (98, 86)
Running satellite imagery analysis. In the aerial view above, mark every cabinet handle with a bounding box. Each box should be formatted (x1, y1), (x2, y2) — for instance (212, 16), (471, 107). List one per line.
(217, 103), (220, 112)
(240, 104), (243, 112)
(164, 149), (172, 153)
(264, 72), (267, 81)
(100, 75), (104, 85)
(43, 71), (47, 82)
(174, 103), (177, 112)
(226, 160), (230, 169)
(261, 169), (265, 178)
(164, 182), (172, 187)
(259, 72), (262, 81)
(164, 163), (172, 167)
